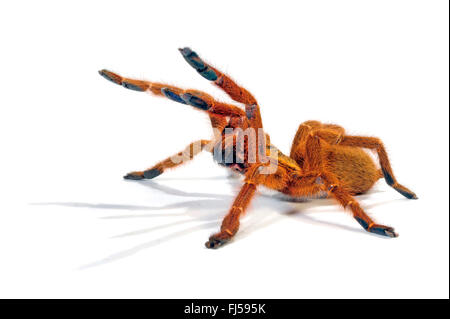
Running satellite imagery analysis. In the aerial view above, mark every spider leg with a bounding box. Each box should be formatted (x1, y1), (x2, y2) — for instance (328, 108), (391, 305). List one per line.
(205, 164), (263, 249)
(339, 136), (417, 199)
(98, 70), (245, 178)
(98, 69), (245, 118)
(124, 139), (212, 180)
(178, 47), (259, 107)
(290, 121), (345, 161)
(299, 134), (398, 237)
(284, 173), (328, 198)
(99, 69), (178, 94)
(332, 183), (398, 236)
(178, 48), (267, 160)
(325, 174), (398, 237)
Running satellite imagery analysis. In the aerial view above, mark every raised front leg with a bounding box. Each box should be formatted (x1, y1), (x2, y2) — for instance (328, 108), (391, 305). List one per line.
(178, 47), (267, 161)
(98, 69), (245, 118)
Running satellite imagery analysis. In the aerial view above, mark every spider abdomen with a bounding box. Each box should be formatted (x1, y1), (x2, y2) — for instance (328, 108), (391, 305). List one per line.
(325, 146), (382, 195)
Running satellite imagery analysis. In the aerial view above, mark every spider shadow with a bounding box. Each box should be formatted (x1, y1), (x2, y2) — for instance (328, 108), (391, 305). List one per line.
(32, 176), (402, 269)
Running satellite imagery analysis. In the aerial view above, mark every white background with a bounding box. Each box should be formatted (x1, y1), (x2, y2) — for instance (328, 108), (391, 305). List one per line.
(0, 0), (448, 298)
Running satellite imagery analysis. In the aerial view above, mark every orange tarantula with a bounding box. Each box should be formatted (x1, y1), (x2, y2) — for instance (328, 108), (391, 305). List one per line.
(99, 47), (417, 249)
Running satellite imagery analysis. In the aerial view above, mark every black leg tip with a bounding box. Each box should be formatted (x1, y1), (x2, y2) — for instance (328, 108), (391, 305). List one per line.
(99, 69), (122, 85)
(178, 47), (193, 57)
(199, 68), (218, 81)
(122, 81), (145, 92)
(161, 88), (187, 104)
(406, 193), (418, 200)
(382, 167), (395, 186)
(124, 173), (145, 180)
(181, 93), (210, 110)
(178, 47), (218, 81)
(178, 47), (203, 69)
(355, 217), (369, 230)
(369, 225), (398, 238)
(205, 238), (227, 249)
(396, 188), (418, 200)
(143, 168), (163, 179)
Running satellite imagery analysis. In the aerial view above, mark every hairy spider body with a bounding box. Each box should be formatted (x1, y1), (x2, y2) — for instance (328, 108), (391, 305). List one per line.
(99, 47), (417, 248)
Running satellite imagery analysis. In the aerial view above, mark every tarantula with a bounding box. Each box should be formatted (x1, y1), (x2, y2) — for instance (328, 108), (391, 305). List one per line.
(99, 47), (417, 249)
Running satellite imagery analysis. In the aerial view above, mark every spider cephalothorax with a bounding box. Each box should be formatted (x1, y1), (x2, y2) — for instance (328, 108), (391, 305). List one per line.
(99, 47), (417, 249)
